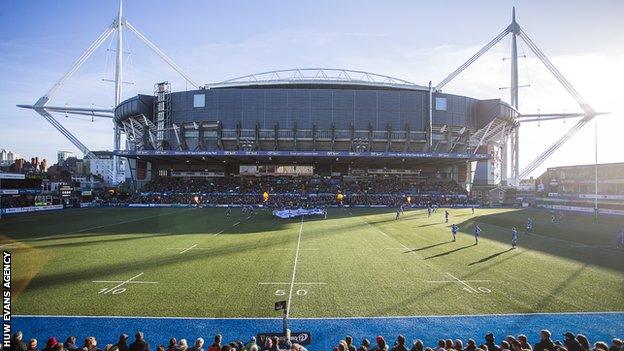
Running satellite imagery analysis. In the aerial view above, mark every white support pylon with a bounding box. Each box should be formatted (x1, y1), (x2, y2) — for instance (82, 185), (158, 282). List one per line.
(17, 0), (199, 183)
(435, 7), (601, 184)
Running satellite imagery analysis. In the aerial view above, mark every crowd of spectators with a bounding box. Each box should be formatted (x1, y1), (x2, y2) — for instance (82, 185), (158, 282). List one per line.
(8, 330), (623, 351)
(127, 176), (471, 209)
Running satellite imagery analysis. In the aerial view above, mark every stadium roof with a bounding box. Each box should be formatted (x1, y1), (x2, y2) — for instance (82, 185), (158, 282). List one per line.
(205, 68), (429, 91)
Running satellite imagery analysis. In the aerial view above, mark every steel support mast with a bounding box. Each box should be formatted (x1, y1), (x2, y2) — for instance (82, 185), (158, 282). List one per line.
(435, 7), (602, 185)
(17, 0), (199, 182)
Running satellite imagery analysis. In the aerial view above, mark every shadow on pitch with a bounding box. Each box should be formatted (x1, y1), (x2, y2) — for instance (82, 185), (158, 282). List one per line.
(424, 244), (474, 260)
(468, 248), (514, 266)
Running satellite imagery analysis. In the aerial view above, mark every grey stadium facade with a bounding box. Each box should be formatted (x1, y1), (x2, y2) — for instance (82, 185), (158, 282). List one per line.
(114, 68), (517, 186)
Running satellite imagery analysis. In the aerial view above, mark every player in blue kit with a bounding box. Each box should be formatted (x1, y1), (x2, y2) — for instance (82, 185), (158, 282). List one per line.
(525, 218), (533, 234)
(451, 224), (458, 242)
(473, 224), (481, 244)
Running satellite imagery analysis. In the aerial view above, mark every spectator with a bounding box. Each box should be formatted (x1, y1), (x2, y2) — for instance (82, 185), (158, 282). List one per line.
(518, 336), (532, 351)
(500, 341), (510, 351)
(189, 338), (205, 351)
(392, 335), (408, 351)
(534, 330), (556, 351)
(411, 340), (424, 351)
(339, 341), (349, 351)
(157, 346), (165, 351)
(358, 339), (371, 351)
(465, 340), (477, 351)
(27, 339), (39, 351)
(129, 332), (150, 351)
(345, 337), (357, 351)
(454, 340), (464, 351)
(576, 336), (591, 351)
(178, 340), (188, 351)
(608, 340), (622, 351)
(64, 337), (78, 351)
(563, 333), (583, 351)
(165, 340), (177, 351)
(84, 337), (100, 351)
(269, 337), (279, 351)
(52, 344), (65, 351)
(43, 338), (58, 351)
(485, 334), (501, 351)
(593, 343), (608, 351)
(208, 335), (221, 351)
(436, 341), (446, 351)
(373, 336), (389, 351)
(116, 335), (130, 351)
(290, 344), (306, 351)
(11, 332), (27, 351)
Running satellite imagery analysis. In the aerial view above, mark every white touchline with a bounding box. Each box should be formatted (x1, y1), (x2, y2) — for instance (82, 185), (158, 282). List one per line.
(233, 221), (241, 226)
(286, 216), (305, 318)
(214, 230), (224, 236)
(14, 310), (624, 321)
(258, 282), (326, 285)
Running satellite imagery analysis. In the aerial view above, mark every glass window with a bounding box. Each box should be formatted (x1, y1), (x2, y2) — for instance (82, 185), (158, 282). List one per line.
(193, 94), (205, 108)
(435, 97), (447, 111)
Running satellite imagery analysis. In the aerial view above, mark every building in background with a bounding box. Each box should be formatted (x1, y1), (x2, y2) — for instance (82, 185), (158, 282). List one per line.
(57, 150), (76, 165)
(536, 162), (624, 215)
(86, 151), (126, 185)
(0, 149), (20, 166)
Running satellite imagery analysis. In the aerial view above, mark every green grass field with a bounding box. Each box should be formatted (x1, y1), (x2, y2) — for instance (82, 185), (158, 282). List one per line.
(1, 207), (623, 318)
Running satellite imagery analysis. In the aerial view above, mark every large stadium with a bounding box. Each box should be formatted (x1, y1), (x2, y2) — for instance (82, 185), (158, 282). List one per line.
(114, 68), (510, 189)
(1, 2), (623, 351)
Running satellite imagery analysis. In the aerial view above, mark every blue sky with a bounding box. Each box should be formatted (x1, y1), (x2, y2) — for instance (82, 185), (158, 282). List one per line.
(1, 0), (622, 176)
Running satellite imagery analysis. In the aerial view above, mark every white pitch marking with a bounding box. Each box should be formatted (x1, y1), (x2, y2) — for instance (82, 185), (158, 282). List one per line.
(426, 279), (491, 283)
(213, 230), (224, 236)
(180, 243), (198, 254)
(258, 282), (326, 285)
(445, 272), (479, 291)
(286, 216), (305, 318)
(233, 221), (241, 226)
(94, 272), (146, 292)
(92, 280), (158, 284)
(166, 244), (210, 254)
(275, 248), (319, 251)
(0, 243), (17, 248)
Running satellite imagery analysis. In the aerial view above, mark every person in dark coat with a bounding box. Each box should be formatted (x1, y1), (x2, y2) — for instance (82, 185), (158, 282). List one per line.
(129, 332), (150, 351)
(392, 336), (409, 351)
(358, 339), (371, 351)
(465, 340), (476, 351)
(64, 337), (77, 351)
(534, 330), (556, 351)
(563, 333), (583, 351)
(116, 335), (130, 351)
(11, 332), (27, 351)
(485, 334), (501, 351)
(410, 340), (423, 351)
(345, 337), (357, 351)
